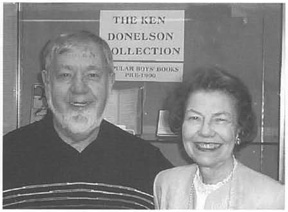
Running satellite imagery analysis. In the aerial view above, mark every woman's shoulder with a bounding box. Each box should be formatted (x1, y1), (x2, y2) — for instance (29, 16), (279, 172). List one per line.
(155, 164), (197, 185)
(236, 161), (284, 191)
(235, 161), (285, 209)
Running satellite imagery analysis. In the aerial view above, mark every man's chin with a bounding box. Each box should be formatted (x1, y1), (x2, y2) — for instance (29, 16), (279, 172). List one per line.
(67, 128), (91, 136)
(49, 102), (103, 138)
(61, 127), (93, 142)
(65, 121), (97, 135)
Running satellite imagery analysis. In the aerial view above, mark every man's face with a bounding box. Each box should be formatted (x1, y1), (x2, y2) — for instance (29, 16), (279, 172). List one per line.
(43, 44), (114, 136)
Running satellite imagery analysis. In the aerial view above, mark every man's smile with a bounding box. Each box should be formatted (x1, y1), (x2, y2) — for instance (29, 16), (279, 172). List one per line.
(69, 101), (93, 110)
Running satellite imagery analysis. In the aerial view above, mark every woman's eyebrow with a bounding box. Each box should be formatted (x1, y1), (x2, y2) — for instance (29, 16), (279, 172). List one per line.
(185, 109), (233, 118)
(212, 112), (233, 120)
(213, 112), (232, 116)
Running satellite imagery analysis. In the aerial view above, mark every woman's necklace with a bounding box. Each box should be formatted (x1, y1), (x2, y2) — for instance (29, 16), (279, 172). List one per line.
(188, 156), (237, 209)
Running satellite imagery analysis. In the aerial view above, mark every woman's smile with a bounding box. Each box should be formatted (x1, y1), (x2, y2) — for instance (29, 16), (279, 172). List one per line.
(194, 142), (222, 151)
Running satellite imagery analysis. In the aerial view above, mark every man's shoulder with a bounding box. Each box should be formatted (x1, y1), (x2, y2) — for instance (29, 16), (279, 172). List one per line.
(101, 120), (172, 167)
(101, 120), (158, 150)
(3, 119), (47, 147)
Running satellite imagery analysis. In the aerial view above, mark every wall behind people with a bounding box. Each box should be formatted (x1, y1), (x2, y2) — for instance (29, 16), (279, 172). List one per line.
(3, 3), (283, 180)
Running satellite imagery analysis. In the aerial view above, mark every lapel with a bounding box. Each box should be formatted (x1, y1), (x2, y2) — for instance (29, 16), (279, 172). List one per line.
(166, 165), (197, 209)
(186, 165), (197, 209)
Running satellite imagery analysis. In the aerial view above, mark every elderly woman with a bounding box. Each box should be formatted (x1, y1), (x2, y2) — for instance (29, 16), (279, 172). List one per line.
(153, 66), (284, 209)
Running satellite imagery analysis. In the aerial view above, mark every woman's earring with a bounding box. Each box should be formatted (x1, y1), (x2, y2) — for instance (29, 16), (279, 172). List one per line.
(235, 135), (241, 145)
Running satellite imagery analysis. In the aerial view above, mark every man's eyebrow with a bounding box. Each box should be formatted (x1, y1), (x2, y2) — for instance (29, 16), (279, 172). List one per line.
(58, 64), (73, 70)
(185, 108), (202, 115)
(86, 65), (103, 71)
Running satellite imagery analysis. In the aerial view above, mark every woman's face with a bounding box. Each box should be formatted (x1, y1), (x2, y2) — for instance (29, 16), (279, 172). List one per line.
(182, 90), (239, 168)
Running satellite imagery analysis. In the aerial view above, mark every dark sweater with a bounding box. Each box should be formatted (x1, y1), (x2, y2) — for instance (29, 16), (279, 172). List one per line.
(3, 112), (173, 208)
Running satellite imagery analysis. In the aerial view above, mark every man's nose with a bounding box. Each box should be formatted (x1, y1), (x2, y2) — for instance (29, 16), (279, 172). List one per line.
(198, 119), (215, 137)
(70, 74), (89, 94)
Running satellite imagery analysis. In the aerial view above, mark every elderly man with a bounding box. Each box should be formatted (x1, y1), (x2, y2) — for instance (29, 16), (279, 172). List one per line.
(3, 31), (172, 209)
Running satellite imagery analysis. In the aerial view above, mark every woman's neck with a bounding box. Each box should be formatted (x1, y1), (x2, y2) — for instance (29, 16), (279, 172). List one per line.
(198, 156), (235, 185)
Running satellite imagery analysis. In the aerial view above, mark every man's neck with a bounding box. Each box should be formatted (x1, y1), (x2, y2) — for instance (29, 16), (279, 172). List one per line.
(53, 120), (100, 153)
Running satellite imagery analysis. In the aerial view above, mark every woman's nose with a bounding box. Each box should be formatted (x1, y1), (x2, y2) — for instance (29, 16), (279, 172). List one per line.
(198, 119), (215, 137)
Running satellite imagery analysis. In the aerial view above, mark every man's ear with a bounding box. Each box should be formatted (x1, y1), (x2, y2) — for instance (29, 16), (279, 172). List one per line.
(109, 72), (115, 90)
(42, 70), (49, 86)
(111, 72), (115, 85)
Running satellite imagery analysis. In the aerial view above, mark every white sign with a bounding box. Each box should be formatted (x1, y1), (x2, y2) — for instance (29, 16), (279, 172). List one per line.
(114, 62), (183, 82)
(100, 10), (185, 61)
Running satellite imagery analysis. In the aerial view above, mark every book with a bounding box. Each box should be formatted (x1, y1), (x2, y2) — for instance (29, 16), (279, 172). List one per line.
(103, 87), (143, 135)
(30, 84), (47, 123)
(156, 110), (177, 137)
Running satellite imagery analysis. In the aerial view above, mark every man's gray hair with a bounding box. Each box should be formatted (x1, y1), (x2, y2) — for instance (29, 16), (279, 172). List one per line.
(40, 31), (114, 74)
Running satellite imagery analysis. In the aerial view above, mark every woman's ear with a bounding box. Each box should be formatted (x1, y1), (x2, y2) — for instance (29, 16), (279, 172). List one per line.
(237, 128), (242, 136)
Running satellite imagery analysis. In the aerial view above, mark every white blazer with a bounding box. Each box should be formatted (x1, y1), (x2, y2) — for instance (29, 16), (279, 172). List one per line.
(154, 161), (285, 209)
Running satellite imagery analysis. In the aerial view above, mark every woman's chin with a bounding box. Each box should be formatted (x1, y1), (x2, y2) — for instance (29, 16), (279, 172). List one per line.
(190, 153), (220, 168)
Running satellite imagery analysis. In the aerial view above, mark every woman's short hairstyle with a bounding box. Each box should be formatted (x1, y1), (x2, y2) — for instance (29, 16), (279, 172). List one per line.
(40, 30), (114, 74)
(166, 66), (257, 146)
